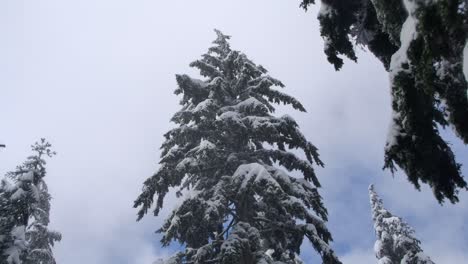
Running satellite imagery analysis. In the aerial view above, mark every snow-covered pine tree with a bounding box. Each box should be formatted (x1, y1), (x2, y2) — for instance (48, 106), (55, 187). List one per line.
(23, 177), (62, 264)
(301, 0), (468, 203)
(135, 30), (341, 264)
(0, 139), (61, 264)
(369, 184), (435, 264)
(0, 188), (25, 264)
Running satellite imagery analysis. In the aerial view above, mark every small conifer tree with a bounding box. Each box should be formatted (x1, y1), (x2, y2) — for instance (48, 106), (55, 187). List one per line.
(0, 139), (61, 264)
(369, 185), (435, 264)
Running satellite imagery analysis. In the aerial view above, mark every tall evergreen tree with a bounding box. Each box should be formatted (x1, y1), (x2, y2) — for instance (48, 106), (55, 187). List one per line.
(369, 184), (435, 264)
(301, 0), (468, 203)
(0, 139), (61, 264)
(135, 30), (341, 264)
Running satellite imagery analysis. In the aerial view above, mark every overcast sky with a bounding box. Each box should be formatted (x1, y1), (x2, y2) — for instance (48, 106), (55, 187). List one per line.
(1, 1), (467, 263)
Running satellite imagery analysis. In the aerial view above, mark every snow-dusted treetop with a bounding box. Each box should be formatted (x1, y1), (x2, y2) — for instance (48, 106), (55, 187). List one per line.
(0, 139), (61, 264)
(301, 0), (468, 203)
(369, 184), (435, 264)
(135, 30), (341, 264)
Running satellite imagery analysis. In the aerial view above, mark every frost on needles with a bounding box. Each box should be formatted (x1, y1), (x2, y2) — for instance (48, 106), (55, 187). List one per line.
(135, 30), (341, 264)
(0, 139), (61, 264)
(369, 185), (434, 264)
(301, 0), (468, 203)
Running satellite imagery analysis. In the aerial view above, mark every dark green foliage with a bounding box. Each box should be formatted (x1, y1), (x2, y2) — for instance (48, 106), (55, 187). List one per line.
(317, 0), (362, 70)
(301, 0), (468, 203)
